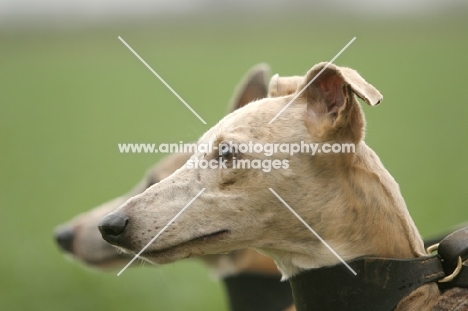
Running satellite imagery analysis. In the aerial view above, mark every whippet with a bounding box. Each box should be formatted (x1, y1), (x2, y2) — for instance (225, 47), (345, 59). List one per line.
(99, 62), (467, 310)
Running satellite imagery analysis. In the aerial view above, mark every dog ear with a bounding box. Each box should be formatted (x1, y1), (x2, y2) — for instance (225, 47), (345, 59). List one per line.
(227, 63), (270, 113)
(268, 74), (303, 97)
(336, 66), (383, 107)
(301, 62), (382, 142)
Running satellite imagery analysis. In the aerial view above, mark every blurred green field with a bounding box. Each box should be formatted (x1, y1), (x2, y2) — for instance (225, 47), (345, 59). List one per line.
(1, 13), (468, 311)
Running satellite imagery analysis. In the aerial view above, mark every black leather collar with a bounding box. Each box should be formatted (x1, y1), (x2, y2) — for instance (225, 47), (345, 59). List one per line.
(289, 256), (445, 311)
(436, 226), (468, 290)
(223, 272), (293, 311)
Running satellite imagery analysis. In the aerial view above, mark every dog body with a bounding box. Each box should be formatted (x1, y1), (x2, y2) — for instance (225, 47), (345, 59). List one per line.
(100, 62), (449, 309)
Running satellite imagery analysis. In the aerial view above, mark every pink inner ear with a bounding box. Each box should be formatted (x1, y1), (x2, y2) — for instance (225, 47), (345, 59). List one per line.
(317, 73), (345, 114)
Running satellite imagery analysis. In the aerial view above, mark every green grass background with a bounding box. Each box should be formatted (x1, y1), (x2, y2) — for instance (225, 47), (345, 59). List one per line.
(1, 12), (468, 311)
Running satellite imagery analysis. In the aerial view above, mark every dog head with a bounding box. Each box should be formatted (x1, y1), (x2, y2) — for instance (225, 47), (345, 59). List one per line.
(100, 63), (424, 278)
(55, 63), (283, 276)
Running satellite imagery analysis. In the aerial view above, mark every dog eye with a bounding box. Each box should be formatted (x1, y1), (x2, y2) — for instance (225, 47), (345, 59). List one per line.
(219, 146), (235, 162)
(220, 149), (233, 161)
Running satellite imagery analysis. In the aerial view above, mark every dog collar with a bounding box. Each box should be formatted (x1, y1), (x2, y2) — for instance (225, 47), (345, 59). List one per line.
(223, 272), (293, 311)
(288, 226), (468, 311)
(289, 256), (445, 311)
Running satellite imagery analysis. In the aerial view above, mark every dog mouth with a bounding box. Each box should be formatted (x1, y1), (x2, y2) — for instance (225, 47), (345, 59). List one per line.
(142, 229), (230, 257)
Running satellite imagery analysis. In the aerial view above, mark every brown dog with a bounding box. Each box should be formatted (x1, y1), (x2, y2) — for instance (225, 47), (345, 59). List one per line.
(100, 62), (466, 310)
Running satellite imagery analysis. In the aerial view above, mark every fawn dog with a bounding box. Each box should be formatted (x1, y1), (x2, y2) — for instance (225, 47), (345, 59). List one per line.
(100, 62), (467, 310)
(54, 64), (295, 311)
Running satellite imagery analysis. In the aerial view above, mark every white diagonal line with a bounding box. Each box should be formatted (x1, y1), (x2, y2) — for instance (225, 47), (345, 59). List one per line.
(117, 188), (206, 276)
(268, 188), (357, 275)
(118, 36), (207, 125)
(268, 37), (356, 124)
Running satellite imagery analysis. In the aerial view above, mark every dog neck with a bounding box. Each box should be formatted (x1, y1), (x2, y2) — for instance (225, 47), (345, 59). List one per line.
(223, 273), (293, 311)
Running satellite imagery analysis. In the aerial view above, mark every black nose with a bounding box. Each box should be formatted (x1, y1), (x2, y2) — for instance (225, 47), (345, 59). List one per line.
(54, 227), (75, 253)
(98, 213), (129, 243)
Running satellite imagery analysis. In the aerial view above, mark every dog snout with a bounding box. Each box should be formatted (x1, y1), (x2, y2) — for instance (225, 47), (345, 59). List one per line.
(98, 213), (129, 244)
(54, 226), (75, 253)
